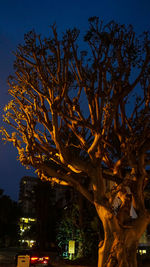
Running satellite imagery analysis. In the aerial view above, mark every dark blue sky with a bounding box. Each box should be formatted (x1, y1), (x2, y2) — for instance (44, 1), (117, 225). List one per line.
(0, 0), (150, 201)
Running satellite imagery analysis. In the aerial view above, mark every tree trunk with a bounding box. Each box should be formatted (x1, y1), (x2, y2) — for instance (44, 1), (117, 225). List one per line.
(95, 204), (148, 267)
(98, 234), (138, 267)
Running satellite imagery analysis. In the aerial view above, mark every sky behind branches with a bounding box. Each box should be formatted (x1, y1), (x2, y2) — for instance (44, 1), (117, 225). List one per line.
(0, 0), (150, 201)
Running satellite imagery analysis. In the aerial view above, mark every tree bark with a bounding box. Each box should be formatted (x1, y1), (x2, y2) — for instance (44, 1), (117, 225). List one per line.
(95, 204), (148, 267)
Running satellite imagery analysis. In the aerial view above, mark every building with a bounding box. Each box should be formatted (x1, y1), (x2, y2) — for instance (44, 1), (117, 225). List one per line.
(18, 176), (38, 247)
(18, 176), (39, 217)
(18, 176), (71, 247)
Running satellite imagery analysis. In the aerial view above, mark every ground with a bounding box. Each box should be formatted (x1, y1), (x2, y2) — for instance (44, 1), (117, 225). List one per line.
(0, 247), (150, 267)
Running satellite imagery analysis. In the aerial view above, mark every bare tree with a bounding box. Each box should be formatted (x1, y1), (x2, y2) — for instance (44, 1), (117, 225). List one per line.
(1, 17), (150, 266)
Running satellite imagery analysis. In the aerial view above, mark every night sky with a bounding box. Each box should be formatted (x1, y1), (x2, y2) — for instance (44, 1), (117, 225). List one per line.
(0, 0), (150, 201)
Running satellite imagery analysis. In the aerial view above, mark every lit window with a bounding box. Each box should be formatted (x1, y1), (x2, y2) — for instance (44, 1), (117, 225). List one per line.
(138, 249), (147, 255)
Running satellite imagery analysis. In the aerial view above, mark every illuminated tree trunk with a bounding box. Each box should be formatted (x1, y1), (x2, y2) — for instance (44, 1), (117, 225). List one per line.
(95, 204), (149, 267)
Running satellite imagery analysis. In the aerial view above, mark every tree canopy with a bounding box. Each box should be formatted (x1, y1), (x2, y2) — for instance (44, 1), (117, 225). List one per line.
(1, 17), (150, 266)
